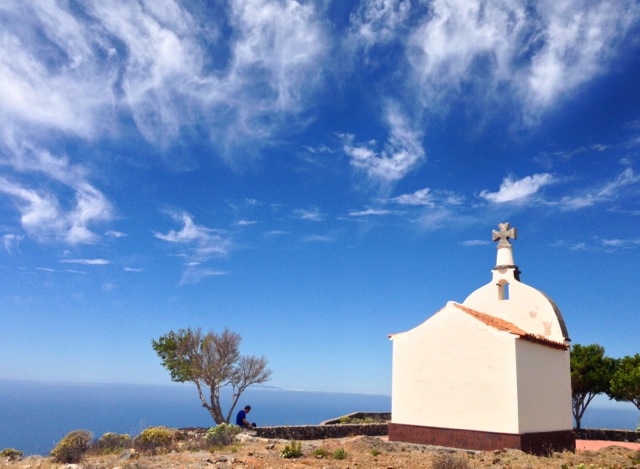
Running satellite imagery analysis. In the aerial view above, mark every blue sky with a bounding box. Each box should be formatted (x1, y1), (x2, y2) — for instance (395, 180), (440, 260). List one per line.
(1, 0), (639, 396)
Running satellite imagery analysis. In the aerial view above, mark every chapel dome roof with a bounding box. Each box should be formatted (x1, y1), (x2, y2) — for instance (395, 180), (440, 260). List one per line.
(461, 223), (570, 344)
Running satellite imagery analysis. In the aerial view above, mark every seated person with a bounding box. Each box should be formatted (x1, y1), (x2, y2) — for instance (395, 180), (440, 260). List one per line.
(235, 405), (257, 428)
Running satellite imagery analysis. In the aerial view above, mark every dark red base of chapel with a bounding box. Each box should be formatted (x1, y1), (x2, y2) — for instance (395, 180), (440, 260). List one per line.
(388, 423), (576, 455)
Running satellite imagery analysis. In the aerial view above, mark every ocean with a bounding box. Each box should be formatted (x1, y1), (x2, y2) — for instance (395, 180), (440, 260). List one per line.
(0, 380), (637, 456)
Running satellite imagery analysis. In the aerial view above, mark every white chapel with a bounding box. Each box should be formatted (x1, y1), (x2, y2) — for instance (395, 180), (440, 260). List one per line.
(388, 223), (575, 454)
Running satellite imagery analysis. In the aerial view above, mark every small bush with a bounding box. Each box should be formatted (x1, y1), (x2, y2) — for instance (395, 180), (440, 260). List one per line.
(96, 432), (132, 454)
(431, 452), (470, 469)
(334, 447), (348, 460)
(313, 448), (329, 458)
(134, 427), (173, 454)
(371, 449), (381, 456)
(338, 416), (374, 424)
(205, 423), (242, 447)
(0, 448), (23, 460)
(50, 429), (93, 463)
(280, 440), (302, 459)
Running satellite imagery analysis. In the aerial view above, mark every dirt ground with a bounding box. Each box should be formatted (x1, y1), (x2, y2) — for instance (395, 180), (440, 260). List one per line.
(3, 434), (640, 469)
(577, 439), (640, 451)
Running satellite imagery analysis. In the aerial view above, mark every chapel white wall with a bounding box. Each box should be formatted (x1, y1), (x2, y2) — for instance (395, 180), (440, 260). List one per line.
(391, 303), (521, 434)
(515, 341), (573, 432)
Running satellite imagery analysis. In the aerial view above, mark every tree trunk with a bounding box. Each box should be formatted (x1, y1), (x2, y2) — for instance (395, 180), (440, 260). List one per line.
(210, 385), (226, 423)
(193, 381), (225, 424)
(225, 391), (242, 424)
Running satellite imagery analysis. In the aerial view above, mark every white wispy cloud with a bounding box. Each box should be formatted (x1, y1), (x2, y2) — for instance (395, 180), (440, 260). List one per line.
(391, 187), (465, 207)
(154, 210), (230, 262)
(406, 0), (639, 118)
(61, 259), (111, 266)
(348, 0), (410, 48)
(2, 233), (23, 254)
(480, 173), (555, 203)
(348, 208), (393, 217)
(408, 0), (524, 92)
(293, 207), (325, 222)
(263, 230), (288, 237)
(554, 236), (640, 252)
(303, 234), (334, 243)
(342, 104), (425, 185)
(106, 231), (127, 238)
(558, 167), (639, 210)
(524, 0), (638, 113)
(535, 143), (609, 168)
(179, 266), (228, 286)
(0, 175), (112, 245)
(87, 0), (205, 145)
(601, 238), (640, 248)
(237, 219), (257, 226)
(391, 188), (434, 206)
(0, 2), (116, 138)
(62, 269), (89, 275)
(461, 239), (491, 246)
(301, 144), (335, 155)
(0, 140), (114, 245)
(0, 0), (327, 159)
(228, 0), (326, 110)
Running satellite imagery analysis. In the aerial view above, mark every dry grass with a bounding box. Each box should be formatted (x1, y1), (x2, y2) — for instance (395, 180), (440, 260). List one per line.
(2, 433), (639, 469)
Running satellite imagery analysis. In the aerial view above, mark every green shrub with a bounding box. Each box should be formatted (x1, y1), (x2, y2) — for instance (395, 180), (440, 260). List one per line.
(312, 448), (329, 458)
(280, 440), (302, 459)
(50, 430), (93, 463)
(96, 432), (132, 454)
(205, 423), (242, 447)
(134, 427), (173, 453)
(370, 449), (381, 456)
(333, 447), (347, 460)
(338, 416), (374, 424)
(0, 448), (23, 460)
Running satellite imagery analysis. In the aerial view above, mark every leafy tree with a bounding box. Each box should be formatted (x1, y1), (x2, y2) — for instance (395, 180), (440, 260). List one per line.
(570, 343), (617, 430)
(152, 327), (272, 424)
(609, 354), (640, 410)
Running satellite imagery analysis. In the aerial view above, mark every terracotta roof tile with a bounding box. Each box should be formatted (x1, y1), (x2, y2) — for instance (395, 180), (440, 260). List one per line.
(453, 303), (569, 350)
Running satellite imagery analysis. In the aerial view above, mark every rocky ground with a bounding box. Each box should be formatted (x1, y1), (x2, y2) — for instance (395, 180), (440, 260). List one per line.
(2, 433), (640, 469)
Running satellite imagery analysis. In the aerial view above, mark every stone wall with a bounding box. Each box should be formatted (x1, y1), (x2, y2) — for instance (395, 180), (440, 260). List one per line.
(254, 412), (390, 440)
(576, 428), (639, 443)
(319, 412), (391, 425)
(255, 423), (387, 440)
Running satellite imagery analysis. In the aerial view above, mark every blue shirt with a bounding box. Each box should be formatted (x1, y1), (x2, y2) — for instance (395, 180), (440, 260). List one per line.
(236, 409), (247, 426)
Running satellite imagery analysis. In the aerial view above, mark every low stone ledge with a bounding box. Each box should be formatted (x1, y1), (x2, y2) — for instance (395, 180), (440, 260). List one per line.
(255, 423), (388, 440)
(576, 428), (639, 443)
(320, 412), (391, 425)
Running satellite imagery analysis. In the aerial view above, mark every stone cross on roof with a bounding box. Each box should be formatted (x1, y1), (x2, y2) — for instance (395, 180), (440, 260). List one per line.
(492, 222), (517, 249)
